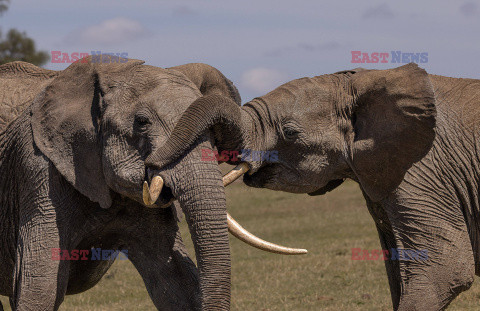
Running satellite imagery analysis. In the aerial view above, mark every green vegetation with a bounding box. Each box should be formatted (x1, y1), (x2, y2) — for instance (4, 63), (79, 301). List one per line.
(0, 0), (49, 66)
(0, 29), (49, 65)
(2, 180), (480, 310)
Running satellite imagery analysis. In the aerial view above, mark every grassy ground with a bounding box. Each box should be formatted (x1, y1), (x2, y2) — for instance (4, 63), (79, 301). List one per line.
(2, 180), (480, 310)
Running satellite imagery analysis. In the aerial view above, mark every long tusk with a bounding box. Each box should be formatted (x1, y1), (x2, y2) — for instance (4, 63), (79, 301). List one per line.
(222, 162), (250, 187)
(223, 163), (307, 255)
(143, 175), (164, 206)
(143, 162), (307, 255)
(227, 213), (307, 255)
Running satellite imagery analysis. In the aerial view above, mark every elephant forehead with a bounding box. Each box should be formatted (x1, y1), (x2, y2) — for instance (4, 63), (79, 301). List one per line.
(141, 79), (201, 116)
(263, 76), (334, 110)
(105, 69), (200, 116)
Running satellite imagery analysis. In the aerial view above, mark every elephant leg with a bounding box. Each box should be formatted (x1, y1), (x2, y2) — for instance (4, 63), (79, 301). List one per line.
(124, 207), (200, 311)
(365, 196), (403, 309)
(375, 225), (401, 309)
(395, 240), (474, 311)
(12, 221), (70, 311)
(383, 199), (475, 311)
(127, 232), (200, 310)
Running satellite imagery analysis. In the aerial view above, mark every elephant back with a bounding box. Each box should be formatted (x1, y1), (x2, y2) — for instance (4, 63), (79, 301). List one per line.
(0, 61), (57, 132)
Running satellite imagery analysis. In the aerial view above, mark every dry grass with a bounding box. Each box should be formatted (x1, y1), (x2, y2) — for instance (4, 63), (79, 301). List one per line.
(2, 180), (480, 310)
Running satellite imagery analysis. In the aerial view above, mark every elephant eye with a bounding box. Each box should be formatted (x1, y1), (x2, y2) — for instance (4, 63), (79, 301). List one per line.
(134, 114), (152, 131)
(283, 127), (299, 140)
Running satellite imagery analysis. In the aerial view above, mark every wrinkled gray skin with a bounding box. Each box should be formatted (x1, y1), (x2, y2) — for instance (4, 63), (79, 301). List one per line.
(149, 63), (480, 310)
(0, 58), (240, 310)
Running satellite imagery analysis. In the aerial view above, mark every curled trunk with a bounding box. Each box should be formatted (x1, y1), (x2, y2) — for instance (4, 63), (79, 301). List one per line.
(145, 94), (244, 170)
(155, 136), (231, 310)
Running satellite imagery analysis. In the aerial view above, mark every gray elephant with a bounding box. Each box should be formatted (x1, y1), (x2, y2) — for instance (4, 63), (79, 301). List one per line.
(0, 61), (58, 129)
(0, 57), (291, 310)
(145, 63), (480, 310)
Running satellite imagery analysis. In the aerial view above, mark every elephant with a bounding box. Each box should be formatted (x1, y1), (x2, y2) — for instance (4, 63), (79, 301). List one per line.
(145, 63), (480, 310)
(0, 57), (296, 310)
(0, 61), (58, 130)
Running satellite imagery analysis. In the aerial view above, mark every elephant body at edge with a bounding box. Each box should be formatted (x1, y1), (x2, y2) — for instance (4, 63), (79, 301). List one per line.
(0, 58), (243, 310)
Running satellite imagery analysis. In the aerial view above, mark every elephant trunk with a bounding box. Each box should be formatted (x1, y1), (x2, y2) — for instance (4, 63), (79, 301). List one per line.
(145, 94), (244, 170)
(149, 137), (231, 310)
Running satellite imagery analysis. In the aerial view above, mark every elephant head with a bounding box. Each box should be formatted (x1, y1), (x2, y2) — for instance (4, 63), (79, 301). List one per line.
(30, 56), (298, 309)
(145, 63), (436, 205)
(144, 63), (437, 308)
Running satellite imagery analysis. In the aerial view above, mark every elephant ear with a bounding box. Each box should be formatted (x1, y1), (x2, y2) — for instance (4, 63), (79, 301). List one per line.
(349, 63), (436, 202)
(31, 57), (144, 208)
(169, 63), (241, 106)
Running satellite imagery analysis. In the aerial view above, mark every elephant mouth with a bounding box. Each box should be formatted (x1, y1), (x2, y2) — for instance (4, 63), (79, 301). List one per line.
(143, 168), (175, 207)
(242, 163), (317, 192)
(155, 184), (175, 207)
(307, 179), (345, 196)
(242, 163), (289, 189)
(242, 167), (270, 188)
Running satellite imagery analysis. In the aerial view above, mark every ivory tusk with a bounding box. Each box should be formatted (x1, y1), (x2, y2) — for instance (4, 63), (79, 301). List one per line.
(142, 175), (164, 206)
(222, 162), (250, 187)
(227, 213), (308, 255)
(223, 163), (307, 255)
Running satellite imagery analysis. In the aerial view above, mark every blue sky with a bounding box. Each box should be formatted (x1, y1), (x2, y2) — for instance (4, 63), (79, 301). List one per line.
(1, 0), (479, 102)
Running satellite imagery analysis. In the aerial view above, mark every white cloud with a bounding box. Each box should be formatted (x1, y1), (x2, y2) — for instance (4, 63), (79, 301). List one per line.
(65, 17), (147, 46)
(241, 68), (289, 94)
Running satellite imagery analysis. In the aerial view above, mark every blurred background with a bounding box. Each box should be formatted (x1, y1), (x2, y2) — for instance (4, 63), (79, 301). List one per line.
(1, 1), (479, 310)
